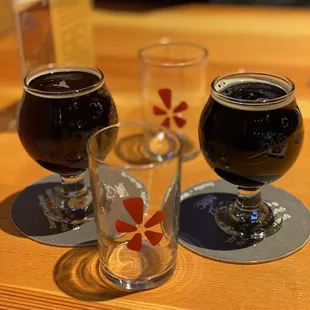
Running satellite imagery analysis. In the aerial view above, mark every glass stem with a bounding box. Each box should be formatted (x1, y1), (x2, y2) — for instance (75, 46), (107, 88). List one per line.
(59, 173), (88, 198)
(216, 186), (281, 239)
(234, 187), (263, 213)
(55, 172), (93, 223)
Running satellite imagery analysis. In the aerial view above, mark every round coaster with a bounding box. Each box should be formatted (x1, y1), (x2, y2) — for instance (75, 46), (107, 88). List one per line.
(11, 170), (147, 247)
(179, 180), (310, 264)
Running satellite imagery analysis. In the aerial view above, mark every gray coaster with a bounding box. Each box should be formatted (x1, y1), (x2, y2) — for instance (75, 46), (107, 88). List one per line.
(179, 180), (310, 264)
(11, 170), (147, 247)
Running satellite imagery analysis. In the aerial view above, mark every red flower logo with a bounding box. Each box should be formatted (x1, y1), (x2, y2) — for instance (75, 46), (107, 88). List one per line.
(115, 197), (165, 251)
(153, 88), (188, 128)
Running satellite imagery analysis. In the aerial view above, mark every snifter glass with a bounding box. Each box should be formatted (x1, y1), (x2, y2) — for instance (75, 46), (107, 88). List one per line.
(199, 73), (304, 239)
(17, 66), (118, 224)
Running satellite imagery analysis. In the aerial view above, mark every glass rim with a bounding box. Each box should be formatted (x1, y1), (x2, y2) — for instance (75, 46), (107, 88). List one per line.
(87, 121), (182, 170)
(24, 67), (105, 99)
(211, 72), (295, 110)
(138, 41), (208, 67)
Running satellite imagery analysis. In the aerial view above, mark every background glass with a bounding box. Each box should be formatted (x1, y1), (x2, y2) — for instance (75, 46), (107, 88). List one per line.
(139, 41), (207, 161)
(88, 122), (181, 291)
(12, 0), (94, 77)
(17, 66), (118, 224)
(199, 73), (303, 239)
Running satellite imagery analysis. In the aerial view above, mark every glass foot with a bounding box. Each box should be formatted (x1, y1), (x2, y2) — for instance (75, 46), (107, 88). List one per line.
(43, 188), (94, 225)
(44, 173), (94, 225)
(215, 200), (283, 240)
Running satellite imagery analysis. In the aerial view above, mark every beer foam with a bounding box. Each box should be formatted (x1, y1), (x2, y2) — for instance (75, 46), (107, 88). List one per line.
(211, 75), (295, 111)
(25, 67), (104, 99)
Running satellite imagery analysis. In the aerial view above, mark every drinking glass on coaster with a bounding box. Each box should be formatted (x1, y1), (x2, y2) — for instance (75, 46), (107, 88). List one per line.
(17, 66), (118, 225)
(87, 122), (182, 291)
(199, 72), (304, 240)
(138, 41), (207, 161)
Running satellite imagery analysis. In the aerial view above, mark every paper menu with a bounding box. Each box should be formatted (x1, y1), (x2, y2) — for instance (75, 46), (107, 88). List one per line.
(13, 0), (94, 77)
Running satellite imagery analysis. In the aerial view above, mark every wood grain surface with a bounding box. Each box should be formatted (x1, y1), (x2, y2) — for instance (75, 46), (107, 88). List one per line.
(0, 4), (310, 310)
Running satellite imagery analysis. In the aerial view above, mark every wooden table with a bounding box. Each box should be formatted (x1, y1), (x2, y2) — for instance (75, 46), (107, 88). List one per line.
(1, 4), (310, 309)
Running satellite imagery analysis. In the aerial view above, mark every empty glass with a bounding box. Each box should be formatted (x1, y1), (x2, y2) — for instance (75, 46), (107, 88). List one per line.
(139, 41), (207, 161)
(88, 122), (182, 291)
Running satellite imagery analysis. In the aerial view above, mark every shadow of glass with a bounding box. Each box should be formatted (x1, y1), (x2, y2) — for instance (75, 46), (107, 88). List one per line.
(0, 192), (24, 237)
(54, 247), (131, 301)
(180, 193), (259, 251)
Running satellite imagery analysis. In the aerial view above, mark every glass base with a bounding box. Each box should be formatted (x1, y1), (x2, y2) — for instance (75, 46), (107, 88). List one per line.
(115, 132), (198, 165)
(177, 133), (199, 162)
(215, 201), (283, 240)
(44, 187), (94, 225)
(99, 262), (176, 292)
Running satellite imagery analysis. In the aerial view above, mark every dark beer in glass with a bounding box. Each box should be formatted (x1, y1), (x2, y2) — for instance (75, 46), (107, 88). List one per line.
(17, 67), (118, 224)
(199, 73), (303, 239)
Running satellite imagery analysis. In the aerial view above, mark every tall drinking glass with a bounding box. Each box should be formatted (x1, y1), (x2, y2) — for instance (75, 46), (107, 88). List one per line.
(139, 41), (207, 161)
(199, 73), (303, 239)
(88, 122), (181, 291)
(17, 66), (118, 224)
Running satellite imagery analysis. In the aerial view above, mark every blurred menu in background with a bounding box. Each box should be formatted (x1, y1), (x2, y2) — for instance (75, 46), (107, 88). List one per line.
(13, 0), (95, 77)
(0, 0), (95, 133)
